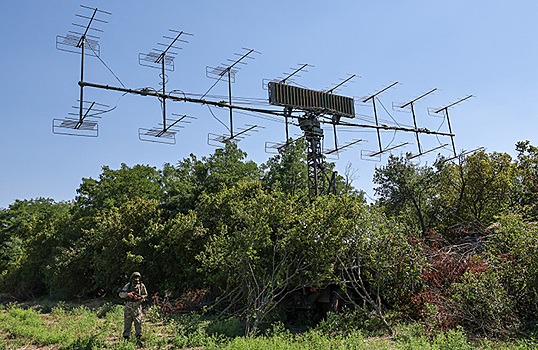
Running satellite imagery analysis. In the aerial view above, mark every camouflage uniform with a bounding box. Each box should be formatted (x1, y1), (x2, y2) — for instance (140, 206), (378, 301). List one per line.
(119, 272), (148, 340)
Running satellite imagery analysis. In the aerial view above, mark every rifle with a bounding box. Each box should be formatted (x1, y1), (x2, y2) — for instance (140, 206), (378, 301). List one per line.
(117, 288), (147, 302)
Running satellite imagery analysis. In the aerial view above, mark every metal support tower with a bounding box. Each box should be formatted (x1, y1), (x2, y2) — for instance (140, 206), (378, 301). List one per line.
(299, 114), (325, 197)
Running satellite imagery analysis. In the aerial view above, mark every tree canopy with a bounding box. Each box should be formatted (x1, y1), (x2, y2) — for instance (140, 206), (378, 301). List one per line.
(1, 141), (537, 337)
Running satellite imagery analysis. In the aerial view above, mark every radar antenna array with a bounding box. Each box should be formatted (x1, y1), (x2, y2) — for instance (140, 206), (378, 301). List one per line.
(138, 30), (194, 144)
(53, 5), (473, 199)
(392, 88), (437, 157)
(205, 48), (261, 140)
(54, 5), (111, 137)
(360, 82), (401, 160)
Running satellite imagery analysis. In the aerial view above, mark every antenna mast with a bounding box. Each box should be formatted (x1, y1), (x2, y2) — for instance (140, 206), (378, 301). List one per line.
(137, 29), (195, 144)
(429, 95), (474, 157)
(206, 48), (261, 140)
(393, 88), (437, 156)
(54, 5), (111, 137)
(361, 82), (399, 155)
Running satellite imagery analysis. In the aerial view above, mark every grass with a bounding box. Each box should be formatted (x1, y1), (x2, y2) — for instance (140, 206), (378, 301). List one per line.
(0, 301), (536, 349)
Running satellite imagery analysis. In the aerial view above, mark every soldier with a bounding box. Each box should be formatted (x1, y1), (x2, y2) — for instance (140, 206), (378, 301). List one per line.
(119, 271), (148, 342)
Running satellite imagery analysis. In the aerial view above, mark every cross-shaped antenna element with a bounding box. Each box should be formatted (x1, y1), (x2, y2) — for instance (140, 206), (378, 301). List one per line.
(53, 100), (110, 137)
(279, 63), (312, 84)
(205, 48), (261, 139)
(56, 5), (111, 138)
(325, 138), (363, 156)
(138, 29), (193, 71)
(361, 82), (399, 153)
(261, 63), (313, 92)
(138, 29), (193, 139)
(428, 95), (474, 157)
(393, 88), (437, 155)
(56, 5), (111, 57)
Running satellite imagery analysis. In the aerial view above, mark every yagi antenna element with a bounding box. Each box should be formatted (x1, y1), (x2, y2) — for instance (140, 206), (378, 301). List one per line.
(56, 5), (111, 57)
(428, 94), (474, 156)
(361, 82), (399, 154)
(393, 88), (437, 154)
(54, 5), (111, 137)
(205, 48), (261, 139)
(138, 30), (193, 143)
(139, 114), (197, 145)
(326, 74), (358, 94)
(138, 29), (193, 71)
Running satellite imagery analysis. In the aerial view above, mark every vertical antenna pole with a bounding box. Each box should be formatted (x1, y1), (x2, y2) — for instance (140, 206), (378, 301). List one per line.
(161, 58), (167, 131)
(76, 7), (99, 128)
(228, 68), (233, 138)
(372, 98), (383, 152)
(431, 94), (472, 158)
(410, 103), (422, 154)
(333, 123), (338, 152)
(79, 38), (85, 124)
(445, 108), (457, 157)
(284, 107), (291, 141)
(362, 82), (399, 154)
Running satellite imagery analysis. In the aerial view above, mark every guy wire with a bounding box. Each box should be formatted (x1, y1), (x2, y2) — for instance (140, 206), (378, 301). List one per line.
(87, 41), (126, 88)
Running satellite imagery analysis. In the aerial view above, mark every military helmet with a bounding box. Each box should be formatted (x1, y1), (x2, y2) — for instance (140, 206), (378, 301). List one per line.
(130, 271), (141, 280)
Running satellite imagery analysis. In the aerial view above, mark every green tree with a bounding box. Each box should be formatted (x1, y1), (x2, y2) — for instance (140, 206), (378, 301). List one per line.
(0, 198), (72, 299)
(514, 140), (538, 218)
(435, 150), (516, 228)
(373, 155), (437, 232)
(162, 142), (262, 216)
(337, 204), (424, 334)
(74, 164), (164, 216)
(161, 155), (205, 216)
(261, 139), (309, 196)
(199, 142), (261, 194)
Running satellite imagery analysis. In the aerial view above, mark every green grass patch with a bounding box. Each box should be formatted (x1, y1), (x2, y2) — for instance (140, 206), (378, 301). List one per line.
(0, 301), (536, 349)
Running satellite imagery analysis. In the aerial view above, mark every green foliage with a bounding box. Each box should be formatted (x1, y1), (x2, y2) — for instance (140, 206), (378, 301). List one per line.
(2, 141), (538, 342)
(75, 164), (164, 215)
(0, 198), (72, 299)
(196, 181), (304, 333)
(0, 304), (106, 348)
(428, 212), (538, 337)
(435, 150), (517, 228)
(261, 139), (309, 196)
(452, 270), (519, 337)
(0, 304), (536, 349)
(373, 155), (438, 232)
(482, 213), (538, 332)
(514, 140), (538, 218)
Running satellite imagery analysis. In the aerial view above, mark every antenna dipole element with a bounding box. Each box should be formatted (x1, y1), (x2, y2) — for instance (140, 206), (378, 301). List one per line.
(430, 95), (474, 157)
(207, 48), (260, 138)
(326, 74), (357, 94)
(362, 82), (399, 152)
(394, 88), (437, 154)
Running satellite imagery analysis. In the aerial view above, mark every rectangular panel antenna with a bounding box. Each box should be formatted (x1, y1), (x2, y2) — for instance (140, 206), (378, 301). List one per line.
(268, 82), (355, 119)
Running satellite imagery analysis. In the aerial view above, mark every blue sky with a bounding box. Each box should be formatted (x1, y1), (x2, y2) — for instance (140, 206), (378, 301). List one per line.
(1, 1), (537, 208)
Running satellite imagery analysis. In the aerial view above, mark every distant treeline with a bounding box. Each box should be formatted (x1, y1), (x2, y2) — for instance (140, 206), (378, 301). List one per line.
(1, 140), (537, 337)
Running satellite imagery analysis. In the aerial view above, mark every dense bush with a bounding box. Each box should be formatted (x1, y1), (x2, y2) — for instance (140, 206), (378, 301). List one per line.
(1, 141), (537, 338)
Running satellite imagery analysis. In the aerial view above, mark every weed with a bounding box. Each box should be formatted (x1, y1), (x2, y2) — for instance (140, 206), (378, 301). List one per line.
(0, 303), (537, 349)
